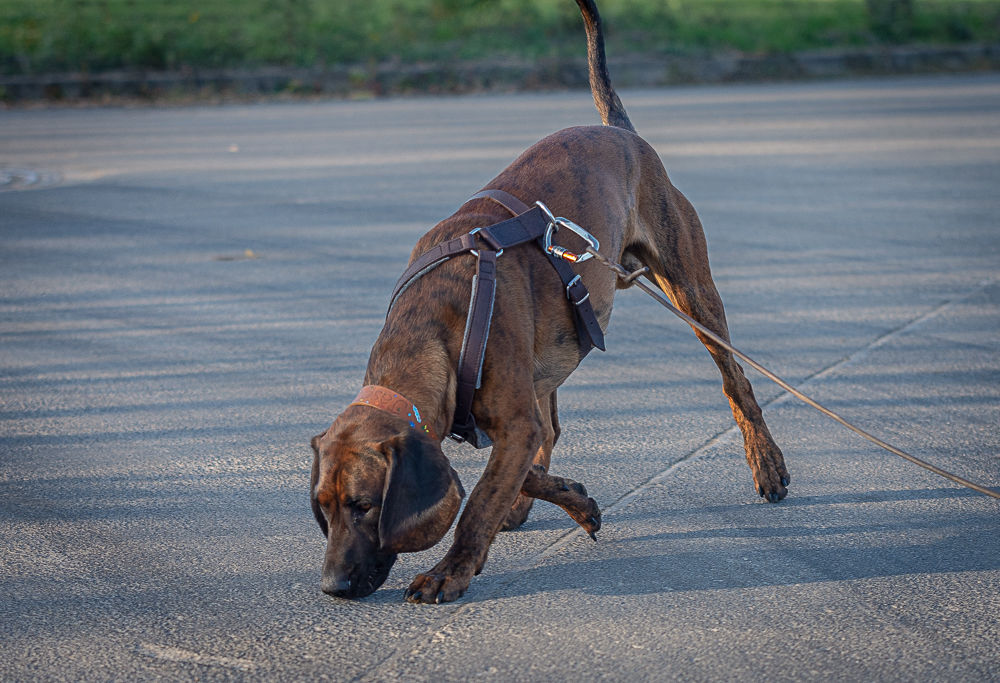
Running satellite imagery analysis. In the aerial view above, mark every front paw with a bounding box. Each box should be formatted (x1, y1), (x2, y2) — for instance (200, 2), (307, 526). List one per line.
(404, 563), (473, 604)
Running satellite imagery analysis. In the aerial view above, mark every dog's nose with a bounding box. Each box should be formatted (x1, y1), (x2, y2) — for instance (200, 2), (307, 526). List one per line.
(321, 573), (352, 597)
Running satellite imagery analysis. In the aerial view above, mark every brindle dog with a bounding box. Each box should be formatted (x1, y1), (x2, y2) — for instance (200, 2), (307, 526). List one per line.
(311, 0), (790, 604)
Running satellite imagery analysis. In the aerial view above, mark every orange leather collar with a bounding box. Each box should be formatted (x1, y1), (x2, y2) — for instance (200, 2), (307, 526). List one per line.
(348, 385), (437, 441)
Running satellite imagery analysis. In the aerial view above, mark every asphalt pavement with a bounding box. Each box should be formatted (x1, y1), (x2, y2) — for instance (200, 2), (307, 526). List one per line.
(2, 74), (999, 681)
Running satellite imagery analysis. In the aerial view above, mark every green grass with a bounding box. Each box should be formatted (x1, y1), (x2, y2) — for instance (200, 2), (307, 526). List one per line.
(2, 0), (999, 75)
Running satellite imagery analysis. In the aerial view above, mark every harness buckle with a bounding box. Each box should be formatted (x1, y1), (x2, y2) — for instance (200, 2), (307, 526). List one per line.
(565, 274), (591, 306)
(536, 201), (600, 263)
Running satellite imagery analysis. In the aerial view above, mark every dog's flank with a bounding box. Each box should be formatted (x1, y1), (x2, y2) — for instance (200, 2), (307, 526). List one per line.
(310, 0), (789, 604)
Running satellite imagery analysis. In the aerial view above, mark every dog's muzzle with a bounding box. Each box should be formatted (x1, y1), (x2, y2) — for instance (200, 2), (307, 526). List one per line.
(321, 552), (397, 599)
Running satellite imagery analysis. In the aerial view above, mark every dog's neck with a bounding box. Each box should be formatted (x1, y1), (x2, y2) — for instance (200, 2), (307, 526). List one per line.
(363, 212), (512, 443)
(363, 331), (457, 444)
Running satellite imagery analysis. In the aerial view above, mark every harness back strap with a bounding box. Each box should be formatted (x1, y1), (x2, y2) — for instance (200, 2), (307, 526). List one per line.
(388, 232), (478, 314)
(466, 189), (531, 215)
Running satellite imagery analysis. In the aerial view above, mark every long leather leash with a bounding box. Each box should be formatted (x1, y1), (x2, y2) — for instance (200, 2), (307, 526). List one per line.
(582, 245), (1000, 501)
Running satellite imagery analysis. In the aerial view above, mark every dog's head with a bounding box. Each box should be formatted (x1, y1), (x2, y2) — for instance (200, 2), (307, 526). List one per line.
(310, 413), (464, 599)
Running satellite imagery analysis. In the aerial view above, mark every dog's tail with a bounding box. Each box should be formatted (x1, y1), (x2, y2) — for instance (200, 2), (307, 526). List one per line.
(575, 0), (635, 133)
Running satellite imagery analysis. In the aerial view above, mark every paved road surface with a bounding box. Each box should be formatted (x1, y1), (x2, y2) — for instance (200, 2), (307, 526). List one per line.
(2, 74), (999, 681)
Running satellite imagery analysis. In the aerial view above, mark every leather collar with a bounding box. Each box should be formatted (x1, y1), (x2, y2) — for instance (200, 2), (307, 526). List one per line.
(348, 385), (438, 441)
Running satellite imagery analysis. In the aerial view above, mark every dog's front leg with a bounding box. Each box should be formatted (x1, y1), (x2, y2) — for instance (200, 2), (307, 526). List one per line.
(404, 419), (542, 604)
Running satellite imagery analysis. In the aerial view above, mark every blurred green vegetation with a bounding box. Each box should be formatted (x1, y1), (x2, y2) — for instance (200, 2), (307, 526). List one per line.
(1, 0), (998, 75)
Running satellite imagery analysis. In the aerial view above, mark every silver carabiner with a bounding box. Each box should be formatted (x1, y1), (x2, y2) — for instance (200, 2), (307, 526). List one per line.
(536, 201), (600, 263)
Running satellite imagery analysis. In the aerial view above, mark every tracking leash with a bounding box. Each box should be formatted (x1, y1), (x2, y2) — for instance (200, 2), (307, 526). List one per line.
(579, 244), (1000, 501)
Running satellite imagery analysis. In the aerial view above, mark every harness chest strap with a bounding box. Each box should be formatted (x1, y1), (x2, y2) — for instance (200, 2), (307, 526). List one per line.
(449, 245), (497, 446)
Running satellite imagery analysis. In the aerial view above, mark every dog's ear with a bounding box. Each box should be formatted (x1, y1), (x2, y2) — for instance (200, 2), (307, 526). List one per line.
(310, 433), (329, 538)
(378, 435), (465, 554)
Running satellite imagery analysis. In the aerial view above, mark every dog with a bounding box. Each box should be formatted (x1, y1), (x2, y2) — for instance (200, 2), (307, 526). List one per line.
(310, 0), (790, 604)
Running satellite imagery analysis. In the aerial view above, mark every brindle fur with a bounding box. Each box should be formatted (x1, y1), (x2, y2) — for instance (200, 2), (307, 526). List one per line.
(311, 0), (789, 604)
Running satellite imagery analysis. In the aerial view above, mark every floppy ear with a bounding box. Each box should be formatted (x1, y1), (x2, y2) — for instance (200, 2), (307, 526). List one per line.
(310, 434), (329, 538)
(378, 435), (465, 554)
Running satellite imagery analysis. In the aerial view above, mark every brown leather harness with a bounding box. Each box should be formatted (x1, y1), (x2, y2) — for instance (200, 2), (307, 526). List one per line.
(384, 189), (605, 448)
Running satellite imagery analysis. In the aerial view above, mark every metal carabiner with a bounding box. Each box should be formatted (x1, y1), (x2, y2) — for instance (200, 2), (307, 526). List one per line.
(536, 201), (600, 263)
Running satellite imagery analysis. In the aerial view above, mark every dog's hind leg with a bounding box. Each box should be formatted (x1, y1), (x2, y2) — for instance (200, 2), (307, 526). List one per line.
(636, 181), (790, 502)
(519, 464), (602, 539)
(502, 391), (601, 536)
(501, 390), (561, 530)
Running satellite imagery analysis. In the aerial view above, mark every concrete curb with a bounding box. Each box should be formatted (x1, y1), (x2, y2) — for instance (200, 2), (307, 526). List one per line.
(2, 43), (998, 102)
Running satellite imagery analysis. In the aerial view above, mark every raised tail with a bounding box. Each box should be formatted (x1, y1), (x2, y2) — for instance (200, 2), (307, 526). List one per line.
(575, 0), (635, 133)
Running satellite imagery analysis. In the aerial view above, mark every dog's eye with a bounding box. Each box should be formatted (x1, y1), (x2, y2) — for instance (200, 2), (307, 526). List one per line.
(350, 499), (374, 515)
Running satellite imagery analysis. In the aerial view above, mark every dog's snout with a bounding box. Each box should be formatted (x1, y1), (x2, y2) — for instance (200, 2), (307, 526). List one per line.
(321, 572), (353, 597)
(321, 550), (397, 599)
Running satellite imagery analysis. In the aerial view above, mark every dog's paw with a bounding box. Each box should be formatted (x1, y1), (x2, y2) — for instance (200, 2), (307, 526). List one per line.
(745, 436), (790, 503)
(754, 468), (790, 503)
(564, 492), (602, 541)
(517, 467), (603, 538)
(552, 479), (601, 540)
(404, 566), (472, 605)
